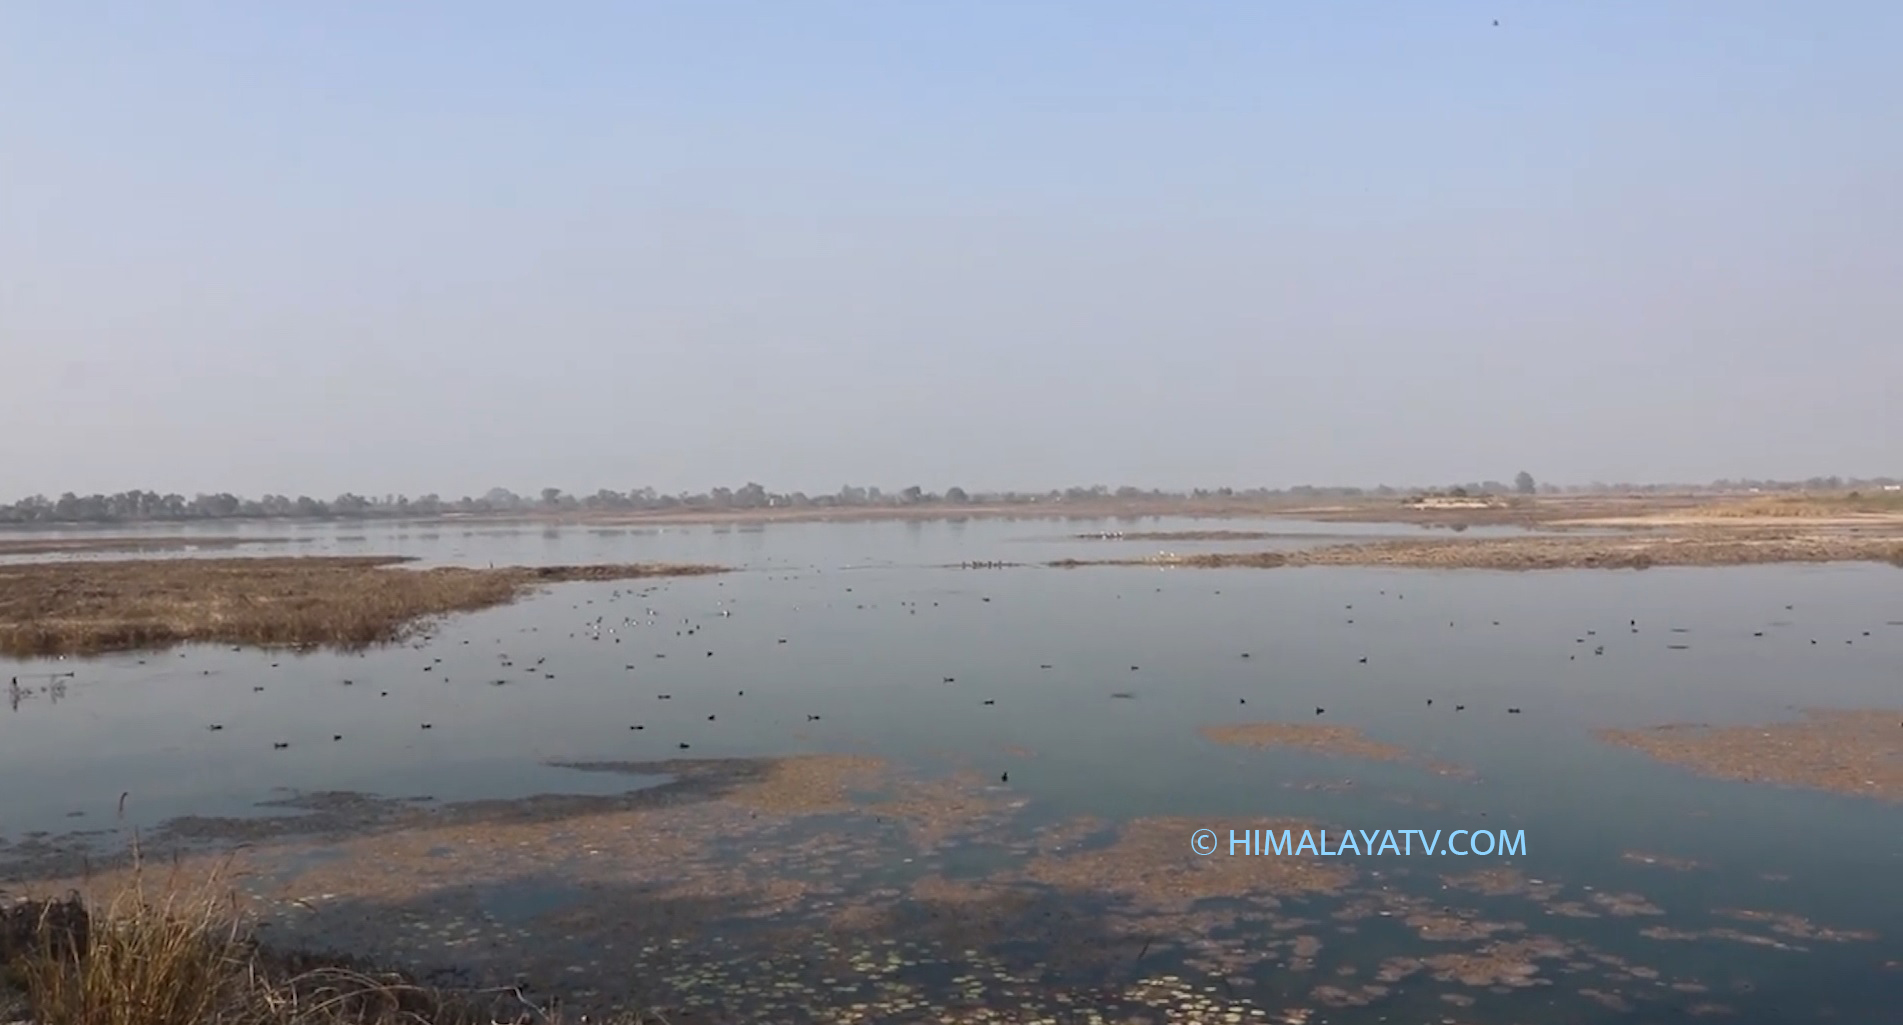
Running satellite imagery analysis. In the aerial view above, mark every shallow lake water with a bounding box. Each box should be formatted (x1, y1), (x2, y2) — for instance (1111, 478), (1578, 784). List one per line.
(3, 517), (1900, 1022)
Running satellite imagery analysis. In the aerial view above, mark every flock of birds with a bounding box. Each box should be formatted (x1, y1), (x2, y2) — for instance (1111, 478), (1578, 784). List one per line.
(11, 572), (1891, 789)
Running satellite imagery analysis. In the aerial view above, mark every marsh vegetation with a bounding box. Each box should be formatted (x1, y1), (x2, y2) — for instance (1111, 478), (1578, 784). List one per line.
(1049, 531), (1903, 571)
(0, 557), (727, 658)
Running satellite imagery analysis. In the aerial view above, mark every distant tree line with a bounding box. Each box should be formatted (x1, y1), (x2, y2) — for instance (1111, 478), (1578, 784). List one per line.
(1, 476), (1896, 526)
(0, 484), (1318, 524)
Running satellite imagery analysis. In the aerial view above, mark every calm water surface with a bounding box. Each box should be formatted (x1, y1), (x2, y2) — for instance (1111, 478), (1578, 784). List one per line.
(3, 518), (1899, 1022)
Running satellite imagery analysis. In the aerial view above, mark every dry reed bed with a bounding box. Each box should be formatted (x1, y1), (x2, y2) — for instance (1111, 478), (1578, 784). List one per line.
(0, 557), (728, 658)
(1, 858), (592, 1025)
(1048, 533), (1903, 572)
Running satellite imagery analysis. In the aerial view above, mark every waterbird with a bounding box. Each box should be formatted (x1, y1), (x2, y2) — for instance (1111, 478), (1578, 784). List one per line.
(420, 723), (433, 729)
(678, 742), (691, 749)
(1315, 707), (1326, 716)
(982, 699), (996, 705)
(208, 724), (224, 731)
(1358, 657), (1368, 664)
(273, 742), (288, 749)
(1001, 771), (1009, 783)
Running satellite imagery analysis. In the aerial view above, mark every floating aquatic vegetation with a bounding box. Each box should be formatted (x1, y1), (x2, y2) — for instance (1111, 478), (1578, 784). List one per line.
(1017, 817), (1354, 909)
(1200, 722), (1478, 781)
(1420, 935), (1571, 988)
(1622, 850), (1705, 871)
(1440, 867), (1563, 902)
(1590, 891), (1666, 917)
(1200, 722), (1411, 762)
(726, 754), (890, 813)
(1715, 908), (1879, 943)
(868, 773), (1016, 851)
(1598, 709), (1903, 801)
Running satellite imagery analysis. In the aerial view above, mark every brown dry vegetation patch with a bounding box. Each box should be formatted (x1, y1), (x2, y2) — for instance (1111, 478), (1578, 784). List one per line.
(1419, 935), (1572, 988)
(1200, 723), (1410, 762)
(1292, 533), (1903, 570)
(1200, 722), (1477, 782)
(1051, 532), (1903, 571)
(1675, 493), (1903, 521)
(1016, 816), (1353, 908)
(868, 773), (1016, 851)
(0, 556), (728, 657)
(2, 874), (544, 1025)
(726, 755), (890, 814)
(1597, 709), (1903, 801)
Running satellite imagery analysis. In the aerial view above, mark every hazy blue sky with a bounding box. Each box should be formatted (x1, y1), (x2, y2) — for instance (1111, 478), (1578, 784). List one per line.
(3, 2), (1898, 499)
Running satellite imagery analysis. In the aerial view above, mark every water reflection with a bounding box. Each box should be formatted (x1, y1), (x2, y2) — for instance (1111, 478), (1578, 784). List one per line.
(1, 520), (1899, 1022)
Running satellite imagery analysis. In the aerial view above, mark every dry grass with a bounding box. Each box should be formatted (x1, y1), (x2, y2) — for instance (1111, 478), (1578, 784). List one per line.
(1678, 492), (1903, 519)
(1, 851), (603, 1025)
(0, 557), (728, 658)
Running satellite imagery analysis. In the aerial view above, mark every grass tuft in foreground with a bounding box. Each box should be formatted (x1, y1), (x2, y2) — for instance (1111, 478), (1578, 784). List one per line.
(0, 556), (728, 658)
(1, 851), (599, 1025)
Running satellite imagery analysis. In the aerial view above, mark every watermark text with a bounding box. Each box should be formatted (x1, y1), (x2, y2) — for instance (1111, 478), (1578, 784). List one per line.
(1188, 827), (1524, 857)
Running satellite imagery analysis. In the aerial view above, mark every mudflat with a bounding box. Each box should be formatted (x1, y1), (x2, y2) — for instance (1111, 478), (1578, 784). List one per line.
(0, 556), (728, 657)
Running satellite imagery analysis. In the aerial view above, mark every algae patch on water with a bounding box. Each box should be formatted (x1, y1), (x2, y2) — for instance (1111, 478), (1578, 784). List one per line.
(1199, 721), (1475, 780)
(1597, 709), (1903, 801)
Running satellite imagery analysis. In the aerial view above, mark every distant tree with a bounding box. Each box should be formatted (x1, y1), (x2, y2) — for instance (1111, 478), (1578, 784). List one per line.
(1514, 471), (1537, 495)
(944, 486), (969, 504)
(539, 488), (564, 507)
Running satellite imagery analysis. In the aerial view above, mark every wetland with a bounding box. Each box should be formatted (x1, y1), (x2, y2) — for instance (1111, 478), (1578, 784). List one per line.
(3, 511), (1901, 1023)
